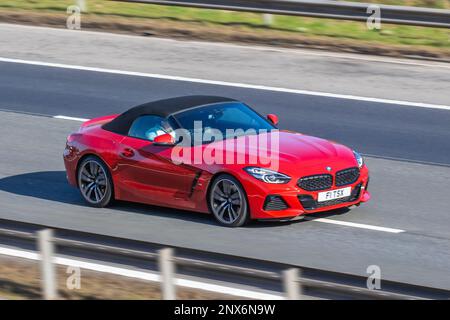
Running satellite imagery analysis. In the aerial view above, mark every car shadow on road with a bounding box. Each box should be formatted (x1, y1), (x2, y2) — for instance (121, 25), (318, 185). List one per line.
(0, 171), (214, 226)
(0, 171), (350, 228)
(0, 171), (84, 205)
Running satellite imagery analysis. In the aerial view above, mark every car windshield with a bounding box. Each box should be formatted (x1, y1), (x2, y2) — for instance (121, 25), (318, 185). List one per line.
(172, 102), (275, 144)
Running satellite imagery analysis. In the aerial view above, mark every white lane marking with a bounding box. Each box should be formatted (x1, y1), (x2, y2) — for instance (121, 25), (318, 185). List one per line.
(0, 246), (283, 300)
(304, 217), (405, 233)
(0, 246), (38, 260)
(1, 57), (449, 111)
(53, 115), (89, 122)
(363, 153), (449, 167)
(2, 23), (449, 69)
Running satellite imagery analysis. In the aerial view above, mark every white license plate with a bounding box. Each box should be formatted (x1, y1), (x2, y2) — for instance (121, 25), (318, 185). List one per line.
(317, 187), (351, 202)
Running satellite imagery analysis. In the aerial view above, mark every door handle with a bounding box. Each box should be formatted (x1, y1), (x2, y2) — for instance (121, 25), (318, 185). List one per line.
(120, 148), (135, 158)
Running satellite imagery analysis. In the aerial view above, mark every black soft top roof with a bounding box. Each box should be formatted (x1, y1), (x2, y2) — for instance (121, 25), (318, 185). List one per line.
(103, 95), (237, 135)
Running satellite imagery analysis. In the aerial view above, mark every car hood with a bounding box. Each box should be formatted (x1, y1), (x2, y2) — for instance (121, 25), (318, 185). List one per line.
(191, 130), (358, 176)
(266, 130), (354, 165)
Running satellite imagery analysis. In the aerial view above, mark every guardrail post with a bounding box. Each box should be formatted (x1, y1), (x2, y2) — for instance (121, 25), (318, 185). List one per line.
(158, 248), (176, 300)
(37, 229), (57, 300)
(283, 268), (302, 300)
(263, 13), (273, 26)
(77, 0), (87, 12)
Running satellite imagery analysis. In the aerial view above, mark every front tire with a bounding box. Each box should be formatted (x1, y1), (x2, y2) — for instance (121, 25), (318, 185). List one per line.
(77, 156), (113, 208)
(209, 174), (250, 227)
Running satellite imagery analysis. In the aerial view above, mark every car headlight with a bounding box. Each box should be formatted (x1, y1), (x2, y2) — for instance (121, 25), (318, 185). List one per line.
(353, 150), (364, 168)
(244, 167), (291, 184)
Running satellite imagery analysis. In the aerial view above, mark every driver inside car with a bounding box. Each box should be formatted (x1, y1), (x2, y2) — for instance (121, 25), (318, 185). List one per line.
(145, 120), (175, 141)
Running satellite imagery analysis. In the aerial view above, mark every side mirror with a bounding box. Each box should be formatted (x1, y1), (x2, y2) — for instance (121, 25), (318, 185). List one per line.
(153, 133), (175, 146)
(267, 114), (279, 126)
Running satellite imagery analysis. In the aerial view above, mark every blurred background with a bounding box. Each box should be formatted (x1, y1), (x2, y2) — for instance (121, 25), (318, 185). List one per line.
(0, 0), (449, 60)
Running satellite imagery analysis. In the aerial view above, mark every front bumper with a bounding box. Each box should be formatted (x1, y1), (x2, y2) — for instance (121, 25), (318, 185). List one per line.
(243, 165), (370, 219)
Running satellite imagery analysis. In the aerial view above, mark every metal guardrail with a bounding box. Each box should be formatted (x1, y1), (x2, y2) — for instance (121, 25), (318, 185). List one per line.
(111, 0), (450, 28)
(1, 221), (448, 300)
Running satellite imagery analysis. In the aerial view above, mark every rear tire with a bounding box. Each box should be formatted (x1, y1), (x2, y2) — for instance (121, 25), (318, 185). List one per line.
(77, 155), (113, 208)
(209, 174), (250, 227)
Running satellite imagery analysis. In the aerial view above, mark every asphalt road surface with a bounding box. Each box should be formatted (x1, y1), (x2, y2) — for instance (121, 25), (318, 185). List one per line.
(0, 24), (449, 290)
(1, 23), (449, 105)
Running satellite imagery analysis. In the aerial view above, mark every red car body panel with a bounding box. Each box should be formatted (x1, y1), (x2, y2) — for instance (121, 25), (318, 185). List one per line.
(64, 115), (370, 220)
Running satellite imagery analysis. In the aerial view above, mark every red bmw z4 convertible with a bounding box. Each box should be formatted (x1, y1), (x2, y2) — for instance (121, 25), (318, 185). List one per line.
(64, 96), (370, 227)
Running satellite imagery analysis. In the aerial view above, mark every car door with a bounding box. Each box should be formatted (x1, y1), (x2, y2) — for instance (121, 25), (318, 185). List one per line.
(115, 115), (199, 208)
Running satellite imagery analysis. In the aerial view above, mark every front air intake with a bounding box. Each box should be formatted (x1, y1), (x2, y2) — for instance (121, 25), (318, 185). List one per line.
(297, 174), (333, 191)
(263, 195), (289, 211)
(336, 167), (360, 186)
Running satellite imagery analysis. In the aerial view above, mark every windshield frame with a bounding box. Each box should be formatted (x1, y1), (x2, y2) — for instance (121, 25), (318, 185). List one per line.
(169, 102), (276, 145)
(171, 101), (276, 129)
